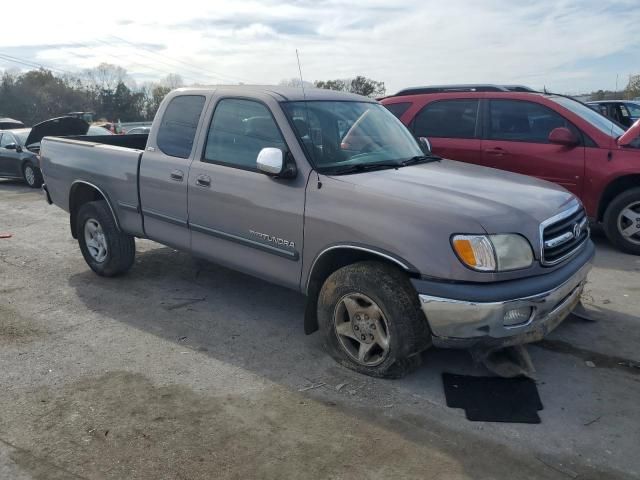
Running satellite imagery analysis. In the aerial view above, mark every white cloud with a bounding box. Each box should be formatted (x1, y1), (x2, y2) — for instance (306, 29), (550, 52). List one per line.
(1, 0), (639, 93)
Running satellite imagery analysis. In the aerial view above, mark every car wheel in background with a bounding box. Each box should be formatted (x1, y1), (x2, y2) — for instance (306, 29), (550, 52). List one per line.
(76, 200), (135, 276)
(317, 261), (430, 378)
(22, 162), (43, 188)
(604, 187), (640, 255)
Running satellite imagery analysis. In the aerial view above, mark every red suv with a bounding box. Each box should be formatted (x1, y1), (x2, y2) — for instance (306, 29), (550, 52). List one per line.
(382, 85), (640, 254)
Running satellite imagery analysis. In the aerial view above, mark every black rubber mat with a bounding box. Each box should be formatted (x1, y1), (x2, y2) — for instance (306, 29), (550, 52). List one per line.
(442, 373), (543, 423)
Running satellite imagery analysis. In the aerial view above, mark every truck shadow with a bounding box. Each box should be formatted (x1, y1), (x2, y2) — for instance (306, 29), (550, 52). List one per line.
(67, 245), (475, 388)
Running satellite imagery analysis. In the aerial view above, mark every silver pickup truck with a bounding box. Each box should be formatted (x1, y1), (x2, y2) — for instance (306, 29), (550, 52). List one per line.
(40, 86), (594, 378)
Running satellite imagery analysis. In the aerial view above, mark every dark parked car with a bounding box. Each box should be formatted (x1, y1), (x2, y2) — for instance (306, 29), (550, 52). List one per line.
(382, 84), (640, 254)
(0, 116), (89, 188)
(586, 100), (640, 128)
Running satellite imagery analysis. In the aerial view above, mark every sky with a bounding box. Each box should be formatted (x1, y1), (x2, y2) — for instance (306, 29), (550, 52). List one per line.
(1, 0), (639, 95)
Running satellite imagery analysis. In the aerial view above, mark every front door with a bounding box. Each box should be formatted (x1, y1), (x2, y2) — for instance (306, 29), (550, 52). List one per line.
(188, 97), (306, 289)
(481, 99), (585, 197)
(139, 94), (208, 250)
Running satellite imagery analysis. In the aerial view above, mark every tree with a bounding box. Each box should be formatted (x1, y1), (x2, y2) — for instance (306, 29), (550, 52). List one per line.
(314, 76), (386, 98)
(279, 78), (314, 89)
(160, 73), (184, 89)
(626, 75), (640, 100)
(85, 63), (130, 92)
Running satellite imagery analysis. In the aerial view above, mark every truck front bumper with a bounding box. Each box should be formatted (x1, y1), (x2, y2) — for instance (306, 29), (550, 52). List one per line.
(413, 241), (594, 349)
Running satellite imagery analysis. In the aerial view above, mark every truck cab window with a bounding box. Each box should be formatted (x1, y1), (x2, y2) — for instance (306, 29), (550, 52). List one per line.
(203, 98), (286, 170)
(156, 95), (206, 159)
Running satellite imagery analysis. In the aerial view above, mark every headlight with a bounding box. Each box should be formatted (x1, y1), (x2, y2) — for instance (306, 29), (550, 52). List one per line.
(452, 234), (533, 272)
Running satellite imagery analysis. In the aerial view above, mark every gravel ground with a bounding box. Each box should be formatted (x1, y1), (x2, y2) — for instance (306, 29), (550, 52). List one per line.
(1, 178), (639, 479)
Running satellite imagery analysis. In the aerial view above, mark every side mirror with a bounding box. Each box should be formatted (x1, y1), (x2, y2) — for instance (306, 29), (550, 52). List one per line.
(4, 143), (18, 151)
(548, 127), (578, 147)
(257, 148), (296, 178)
(418, 136), (432, 153)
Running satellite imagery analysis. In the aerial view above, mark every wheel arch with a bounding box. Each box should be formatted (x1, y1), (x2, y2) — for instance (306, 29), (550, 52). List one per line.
(303, 245), (419, 334)
(68, 181), (120, 239)
(597, 174), (640, 221)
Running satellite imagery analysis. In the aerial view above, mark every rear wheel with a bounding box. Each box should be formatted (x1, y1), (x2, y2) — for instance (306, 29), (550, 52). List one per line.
(317, 261), (430, 378)
(603, 188), (640, 255)
(22, 162), (43, 188)
(76, 200), (135, 276)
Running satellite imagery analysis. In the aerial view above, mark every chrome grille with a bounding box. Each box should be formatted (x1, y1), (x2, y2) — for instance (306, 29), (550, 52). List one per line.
(541, 205), (589, 266)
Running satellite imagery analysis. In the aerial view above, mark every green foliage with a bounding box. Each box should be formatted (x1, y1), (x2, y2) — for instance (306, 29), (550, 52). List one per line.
(626, 75), (640, 100)
(314, 76), (386, 98)
(0, 65), (173, 126)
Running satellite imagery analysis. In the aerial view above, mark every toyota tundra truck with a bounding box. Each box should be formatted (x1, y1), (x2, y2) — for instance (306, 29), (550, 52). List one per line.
(39, 86), (594, 378)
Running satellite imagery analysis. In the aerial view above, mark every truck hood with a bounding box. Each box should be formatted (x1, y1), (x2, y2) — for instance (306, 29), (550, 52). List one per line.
(332, 159), (578, 233)
(25, 116), (89, 147)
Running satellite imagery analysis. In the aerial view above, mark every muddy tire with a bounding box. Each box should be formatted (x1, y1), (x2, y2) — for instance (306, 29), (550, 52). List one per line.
(76, 200), (135, 277)
(22, 162), (43, 188)
(603, 188), (640, 255)
(317, 261), (430, 378)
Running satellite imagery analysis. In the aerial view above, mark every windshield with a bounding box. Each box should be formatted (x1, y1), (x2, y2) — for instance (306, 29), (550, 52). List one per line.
(550, 96), (625, 138)
(282, 101), (424, 172)
(10, 128), (30, 146)
(626, 103), (640, 117)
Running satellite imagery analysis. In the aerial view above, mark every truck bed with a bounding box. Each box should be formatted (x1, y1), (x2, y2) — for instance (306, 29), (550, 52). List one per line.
(40, 135), (148, 237)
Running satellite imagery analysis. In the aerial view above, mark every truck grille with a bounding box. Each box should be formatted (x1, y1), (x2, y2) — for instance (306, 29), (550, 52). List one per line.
(541, 206), (589, 266)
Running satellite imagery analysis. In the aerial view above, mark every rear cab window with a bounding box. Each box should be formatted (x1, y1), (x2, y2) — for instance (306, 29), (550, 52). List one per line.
(156, 95), (206, 158)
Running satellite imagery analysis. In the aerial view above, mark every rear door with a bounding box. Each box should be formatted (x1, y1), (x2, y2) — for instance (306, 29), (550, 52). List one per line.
(410, 98), (482, 164)
(481, 99), (585, 196)
(139, 94), (208, 250)
(0, 132), (21, 177)
(187, 97), (306, 289)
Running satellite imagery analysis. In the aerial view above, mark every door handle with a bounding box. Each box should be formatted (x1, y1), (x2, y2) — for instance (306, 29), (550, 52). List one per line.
(196, 175), (211, 187)
(485, 147), (508, 156)
(170, 170), (184, 181)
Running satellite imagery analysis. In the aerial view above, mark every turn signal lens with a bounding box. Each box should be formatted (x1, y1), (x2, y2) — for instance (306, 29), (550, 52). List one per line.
(452, 235), (496, 271)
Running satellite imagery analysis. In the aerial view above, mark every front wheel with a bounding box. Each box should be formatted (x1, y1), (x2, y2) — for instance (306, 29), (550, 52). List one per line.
(22, 162), (43, 188)
(76, 200), (135, 276)
(317, 261), (430, 378)
(603, 188), (640, 255)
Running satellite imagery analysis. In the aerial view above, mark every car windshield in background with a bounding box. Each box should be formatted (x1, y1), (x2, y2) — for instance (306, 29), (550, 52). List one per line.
(283, 101), (424, 173)
(551, 96), (625, 138)
(626, 103), (640, 117)
(10, 129), (30, 146)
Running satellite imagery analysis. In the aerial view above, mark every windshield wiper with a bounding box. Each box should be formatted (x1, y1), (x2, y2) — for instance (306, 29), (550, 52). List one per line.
(401, 154), (441, 166)
(321, 161), (402, 175)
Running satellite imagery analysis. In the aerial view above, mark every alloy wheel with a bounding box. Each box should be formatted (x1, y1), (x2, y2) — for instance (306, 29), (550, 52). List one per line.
(617, 201), (640, 245)
(84, 218), (108, 263)
(333, 292), (391, 366)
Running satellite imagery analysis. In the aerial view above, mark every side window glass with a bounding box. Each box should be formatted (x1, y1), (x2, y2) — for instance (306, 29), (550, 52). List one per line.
(413, 100), (479, 139)
(384, 102), (412, 119)
(618, 104), (630, 119)
(488, 100), (576, 143)
(156, 95), (206, 159)
(203, 98), (286, 169)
